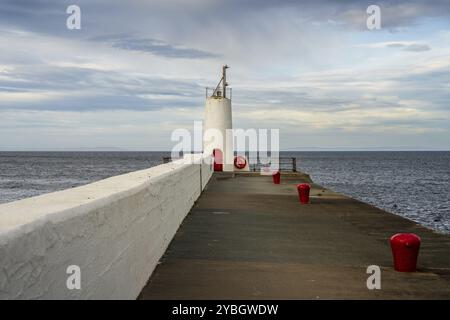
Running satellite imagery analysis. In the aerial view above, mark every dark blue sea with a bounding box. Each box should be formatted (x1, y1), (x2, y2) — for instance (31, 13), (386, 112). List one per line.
(0, 151), (449, 234)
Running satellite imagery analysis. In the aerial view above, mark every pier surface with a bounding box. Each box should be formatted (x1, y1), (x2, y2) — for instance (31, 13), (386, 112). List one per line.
(139, 172), (450, 299)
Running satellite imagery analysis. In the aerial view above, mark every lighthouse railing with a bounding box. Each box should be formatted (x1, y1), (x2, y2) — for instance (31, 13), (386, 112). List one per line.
(205, 87), (232, 100)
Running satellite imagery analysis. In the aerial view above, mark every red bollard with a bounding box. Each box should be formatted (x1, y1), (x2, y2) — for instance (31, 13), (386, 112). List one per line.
(272, 171), (281, 184)
(297, 183), (310, 204)
(390, 233), (421, 272)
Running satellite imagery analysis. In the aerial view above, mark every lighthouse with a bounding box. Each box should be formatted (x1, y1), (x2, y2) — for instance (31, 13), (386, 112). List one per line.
(203, 65), (234, 172)
(203, 65), (250, 172)
(203, 65), (233, 171)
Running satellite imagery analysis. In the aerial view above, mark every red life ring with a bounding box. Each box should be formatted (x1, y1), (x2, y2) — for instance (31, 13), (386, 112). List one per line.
(234, 156), (247, 169)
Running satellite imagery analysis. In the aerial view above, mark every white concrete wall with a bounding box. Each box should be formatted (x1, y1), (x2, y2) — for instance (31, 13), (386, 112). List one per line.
(0, 155), (213, 300)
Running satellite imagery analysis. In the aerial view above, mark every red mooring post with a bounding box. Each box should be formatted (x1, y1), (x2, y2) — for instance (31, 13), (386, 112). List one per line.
(272, 171), (281, 184)
(297, 183), (310, 204)
(390, 233), (421, 272)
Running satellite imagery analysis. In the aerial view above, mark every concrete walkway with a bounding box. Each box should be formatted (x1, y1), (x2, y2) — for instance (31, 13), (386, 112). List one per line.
(139, 172), (450, 299)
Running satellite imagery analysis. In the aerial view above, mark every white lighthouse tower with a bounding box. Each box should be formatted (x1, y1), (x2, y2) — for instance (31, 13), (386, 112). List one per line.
(203, 65), (250, 172)
(203, 65), (234, 172)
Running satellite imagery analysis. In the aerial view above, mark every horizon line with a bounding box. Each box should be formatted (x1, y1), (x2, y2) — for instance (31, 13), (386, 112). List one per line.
(1, 149), (449, 152)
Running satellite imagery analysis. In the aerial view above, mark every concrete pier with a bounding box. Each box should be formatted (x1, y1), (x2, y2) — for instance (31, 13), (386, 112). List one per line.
(139, 172), (450, 299)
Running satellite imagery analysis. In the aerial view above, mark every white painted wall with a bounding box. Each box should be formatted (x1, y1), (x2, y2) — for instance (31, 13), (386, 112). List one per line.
(0, 154), (213, 300)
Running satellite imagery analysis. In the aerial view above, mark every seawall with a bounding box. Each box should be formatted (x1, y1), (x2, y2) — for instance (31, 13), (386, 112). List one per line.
(0, 154), (213, 299)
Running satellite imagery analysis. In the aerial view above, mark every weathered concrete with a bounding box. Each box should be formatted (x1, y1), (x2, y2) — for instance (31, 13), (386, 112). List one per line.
(139, 172), (450, 299)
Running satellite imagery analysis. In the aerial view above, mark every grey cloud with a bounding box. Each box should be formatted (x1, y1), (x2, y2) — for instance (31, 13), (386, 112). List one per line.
(386, 42), (431, 52)
(403, 43), (431, 52)
(3, 52), (449, 115)
(0, 65), (205, 111)
(386, 43), (405, 48)
(327, 1), (450, 30)
(215, 0), (450, 30)
(233, 60), (450, 115)
(234, 88), (357, 112)
(90, 34), (219, 59)
(1, 0), (450, 39)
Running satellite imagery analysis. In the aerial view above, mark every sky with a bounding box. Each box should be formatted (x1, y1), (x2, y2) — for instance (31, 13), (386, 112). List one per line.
(0, 0), (449, 151)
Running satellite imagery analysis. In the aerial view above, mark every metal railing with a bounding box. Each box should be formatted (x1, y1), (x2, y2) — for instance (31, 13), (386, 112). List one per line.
(248, 157), (297, 172)
(205, 87), (232, 100)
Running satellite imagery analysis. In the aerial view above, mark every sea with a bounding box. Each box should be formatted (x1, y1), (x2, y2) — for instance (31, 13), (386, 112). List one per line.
(0, 151), (449, 234)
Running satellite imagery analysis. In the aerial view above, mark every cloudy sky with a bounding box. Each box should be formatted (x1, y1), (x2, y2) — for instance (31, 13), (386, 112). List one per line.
(1, 0), (449, 151)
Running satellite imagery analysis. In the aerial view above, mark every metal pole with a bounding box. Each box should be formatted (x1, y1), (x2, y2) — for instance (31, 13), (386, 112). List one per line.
(222, 65), (228, 99)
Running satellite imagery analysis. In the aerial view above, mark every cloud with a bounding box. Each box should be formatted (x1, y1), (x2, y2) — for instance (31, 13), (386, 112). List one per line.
(0, 64), (205, 111)
(2, 1), (450, 38)
(386, 42), (431, 52)
(90, 34), (220, 59)
(230, 55), (450, 144)
(0, 107), (205, 151)
(403, 43), (431, 52)
(363, 41), (431, 52)
(1, 0), (450, 150)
